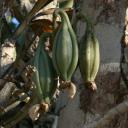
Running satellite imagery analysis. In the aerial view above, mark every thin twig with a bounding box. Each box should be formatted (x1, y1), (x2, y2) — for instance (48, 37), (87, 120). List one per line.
(0, 0), (53, 81)
(2, 91), (37, 128)
(32, 8), (73, 21)
(2, 17), (12, 35)
(13, 0), (53, 38)
(0, 93), (29, 116)
(12, 4), (24, 22)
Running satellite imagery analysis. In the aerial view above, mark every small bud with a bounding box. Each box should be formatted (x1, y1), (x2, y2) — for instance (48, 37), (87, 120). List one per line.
(67, 82), (76, 99)
(86, 81), (97, 91)
(40, 102), (49, 113)
(28, 104), (40, 121)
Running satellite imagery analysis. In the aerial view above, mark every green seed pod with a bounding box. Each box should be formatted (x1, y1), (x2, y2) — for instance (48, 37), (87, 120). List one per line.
(78, 14), (100, 90)
(33, 33), (57, 104)
(52, 9), (78, 81)
(52, 9), (78, 98)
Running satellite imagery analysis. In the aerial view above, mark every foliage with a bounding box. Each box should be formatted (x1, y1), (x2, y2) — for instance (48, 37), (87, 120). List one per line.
(0, 0), (76, 127)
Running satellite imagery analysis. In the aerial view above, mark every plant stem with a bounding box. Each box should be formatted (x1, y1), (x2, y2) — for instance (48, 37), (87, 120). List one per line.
(2, 91), (37, 128)
(13, 0), (53, 38)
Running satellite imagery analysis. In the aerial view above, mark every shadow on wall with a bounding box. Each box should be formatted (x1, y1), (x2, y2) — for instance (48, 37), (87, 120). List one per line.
(95, 23), (122, 63)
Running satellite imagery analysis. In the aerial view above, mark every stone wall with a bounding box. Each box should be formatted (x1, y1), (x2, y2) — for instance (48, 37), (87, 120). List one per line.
(57, 1), (128, 128)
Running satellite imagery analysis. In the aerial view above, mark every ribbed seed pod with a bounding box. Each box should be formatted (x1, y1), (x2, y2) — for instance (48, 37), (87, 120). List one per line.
(79, 16), (100, 90)
(52, 9), (78, 98)
(52, 9), (78, 81)
(33, 33), (57, 105)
